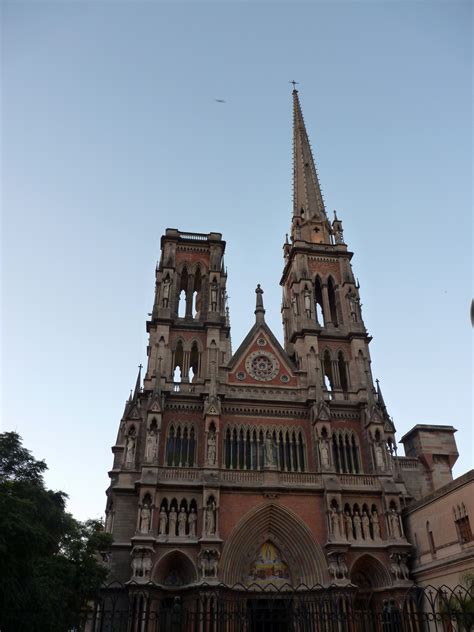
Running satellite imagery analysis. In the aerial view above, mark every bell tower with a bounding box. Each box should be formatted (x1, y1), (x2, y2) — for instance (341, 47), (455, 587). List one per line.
(281, 89), (396, 469)
(144, 228), (231, 393)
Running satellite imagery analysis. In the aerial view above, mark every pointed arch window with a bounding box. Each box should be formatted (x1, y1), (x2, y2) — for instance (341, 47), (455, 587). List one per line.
(223, 425), (306, 472)
(337, 351), (349, 393)
(332, 431), (361, 474)
(314, 277), (324, 326)
(165, 423), (196, 467)
(327, 277), (338, 326)
(178, 268), (188, 318)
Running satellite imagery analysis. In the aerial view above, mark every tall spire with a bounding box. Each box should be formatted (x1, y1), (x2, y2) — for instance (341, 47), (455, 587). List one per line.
(132, 364), (142, 402)
(254, 284), (265, 324)
(292, 89), (330, 243)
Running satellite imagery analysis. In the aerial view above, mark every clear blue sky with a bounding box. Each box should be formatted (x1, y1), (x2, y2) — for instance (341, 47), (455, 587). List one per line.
(2, 1), (472, 521)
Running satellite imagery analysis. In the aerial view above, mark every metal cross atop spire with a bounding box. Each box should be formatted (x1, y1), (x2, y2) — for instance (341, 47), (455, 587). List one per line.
(290, 80), (299, 91)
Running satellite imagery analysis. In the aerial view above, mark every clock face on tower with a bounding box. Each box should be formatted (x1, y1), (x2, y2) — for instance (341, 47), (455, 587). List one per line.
(245, 350), (280, 381)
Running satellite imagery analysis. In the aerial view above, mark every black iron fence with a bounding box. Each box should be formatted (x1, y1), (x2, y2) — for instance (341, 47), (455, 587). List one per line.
(79, 582), (474, 632)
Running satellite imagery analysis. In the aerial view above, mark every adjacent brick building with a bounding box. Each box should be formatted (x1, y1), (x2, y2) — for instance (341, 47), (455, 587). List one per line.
(103, 89), (472, 607)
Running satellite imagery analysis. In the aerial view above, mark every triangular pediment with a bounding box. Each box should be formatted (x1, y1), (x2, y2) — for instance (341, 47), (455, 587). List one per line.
(148, 396), (162, 414)
(227, 322), (297, 387)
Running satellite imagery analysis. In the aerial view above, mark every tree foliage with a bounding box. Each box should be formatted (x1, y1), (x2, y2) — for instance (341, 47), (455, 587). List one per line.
(0, 432), (112, 632)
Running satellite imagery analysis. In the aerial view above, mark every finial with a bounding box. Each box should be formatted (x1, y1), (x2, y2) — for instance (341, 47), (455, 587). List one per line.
(356, 278), (360, 289)
(285, 233), (289, 244)
(289, 80), (299, 92)
(333, 209), (338, 221)
(255, 284), (265, 324)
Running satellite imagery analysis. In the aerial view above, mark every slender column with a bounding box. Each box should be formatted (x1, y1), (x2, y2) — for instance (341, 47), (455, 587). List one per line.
(332, 361), (341, 387)
(185, 274), (194, 318)
(322, 283), (333, 326)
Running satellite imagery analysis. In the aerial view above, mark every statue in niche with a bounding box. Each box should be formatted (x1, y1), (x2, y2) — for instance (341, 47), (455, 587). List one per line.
(178, 507), (187, 536)
(361, 510), (371, 539)
(145, 426), (158, 462)
(319, 439), (330, 468)
(374, 443), (385, 468)
(334, 224), (344, 245)
(389, 553), (408, 581)
(139, 502), (151, 533)
(162, 276), (171, 307)
(353, 511), (363, 540)
(344, 511), (353, 541)
(207, 429), (216, 465)
(168, 507), (177, 536)
(304, 287), (312, 318)
(210, 279), (219, 311)
(188, 507), (197, 537)
(389, 508), (402, 538)
(330, 507), (341, 539)
(205, 498), (217, 535)
(346, 288), (359, 322)
(371, 510), (381, 539)
(159, 507), (168, 535)
(124, 430), (136, 466)
(328, 553), (349, 582)
(264, 432), (274, 466)
(399, 554), (410, 580)
(291, 294), (298, 316)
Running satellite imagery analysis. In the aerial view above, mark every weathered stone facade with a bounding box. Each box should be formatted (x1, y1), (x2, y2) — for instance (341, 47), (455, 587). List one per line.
(104, 89), (470, 598)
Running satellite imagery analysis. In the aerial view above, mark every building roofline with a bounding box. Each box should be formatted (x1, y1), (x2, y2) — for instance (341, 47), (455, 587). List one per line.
(400, 424), (457, 444)
(403, 469), (474, 514)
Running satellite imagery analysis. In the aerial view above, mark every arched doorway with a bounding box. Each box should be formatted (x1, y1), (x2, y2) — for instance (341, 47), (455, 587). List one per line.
(350, 554), (392, 629)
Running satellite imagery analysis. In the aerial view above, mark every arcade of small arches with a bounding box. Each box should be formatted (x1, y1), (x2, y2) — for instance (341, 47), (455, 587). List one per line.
(288, 274), (361, 329)
(160, 264), (225, 322)
(224, 424), (306, 472)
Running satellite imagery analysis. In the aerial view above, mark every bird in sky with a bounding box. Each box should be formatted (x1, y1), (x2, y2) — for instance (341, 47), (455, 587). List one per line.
(214, 99), (226, 103)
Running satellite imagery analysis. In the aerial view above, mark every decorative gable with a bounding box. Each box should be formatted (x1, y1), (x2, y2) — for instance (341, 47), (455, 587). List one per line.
(227, 323), (297, 388)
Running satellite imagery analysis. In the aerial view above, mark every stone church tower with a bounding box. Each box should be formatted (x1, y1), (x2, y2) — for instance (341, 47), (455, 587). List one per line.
(104, 89), (458, 603)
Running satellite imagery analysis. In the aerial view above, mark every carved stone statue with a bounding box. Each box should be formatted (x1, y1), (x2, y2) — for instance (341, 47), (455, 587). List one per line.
(264, 432), (274, 466)
(188, 507), (197, 537)
(159, 508), (168, 535)
(319, 439), (330, 468)
(399, 554), (410, 580)
(304, 287), (312, 318)
(162, 276), (171, 307)
(205, 498), (216, 535)
(125, 432), (136, 466)
(374, 443), (384, 468)
(145, 428), (158, 462)
(210, 279), (219, 311)
(178, 507), (187, 536)
(347, 288), (359, 322)
(139, 504), (151, 533)
(291, 294), (298, 316)
(353, 511), (362, 540)
(344, 512), (353, 541)
(390, 508), (402, 539)
(330, 507), (341, 540)
(334, 225), (344, 244)
(361, 511), (370, 540)
(131, 547), (153, 580)
(207, 430), (216, 466)
(389, 553), (409, 581)
(371, 510), (381, 539)
(199, 548), (220, 579)
(328, 553), (349, 583)
(168, 508), (177, 536)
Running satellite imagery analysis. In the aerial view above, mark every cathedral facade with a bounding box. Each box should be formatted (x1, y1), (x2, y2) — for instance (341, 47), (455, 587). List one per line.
(104, 90), (462, 606)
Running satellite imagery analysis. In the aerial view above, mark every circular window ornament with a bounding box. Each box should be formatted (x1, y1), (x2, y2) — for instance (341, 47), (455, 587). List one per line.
(257, 337), (267, 346)
(280, 374), (290, 383)
(236, 371), (246, 381)
(245, 351), (279, 382)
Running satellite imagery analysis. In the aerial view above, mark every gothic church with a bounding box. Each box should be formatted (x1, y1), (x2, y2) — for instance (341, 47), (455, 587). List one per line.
(104, 89), (460, 607)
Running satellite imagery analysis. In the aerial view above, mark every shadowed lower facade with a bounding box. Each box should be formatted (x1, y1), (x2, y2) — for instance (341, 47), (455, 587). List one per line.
(102, 90), (472, 615)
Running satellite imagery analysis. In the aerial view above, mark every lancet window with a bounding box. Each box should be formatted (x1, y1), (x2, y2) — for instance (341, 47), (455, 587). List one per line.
(166, 423), (196, 467)
(332, 431), (361, 474)
(224, 426), (306, 472)
(177, 265), (205, 319)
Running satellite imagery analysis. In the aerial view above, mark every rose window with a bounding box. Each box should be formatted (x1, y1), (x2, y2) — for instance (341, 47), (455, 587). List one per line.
(245, 351), (279, 381)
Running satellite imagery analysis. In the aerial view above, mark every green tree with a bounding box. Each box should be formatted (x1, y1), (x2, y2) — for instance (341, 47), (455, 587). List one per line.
(0, 432), (112, 632)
